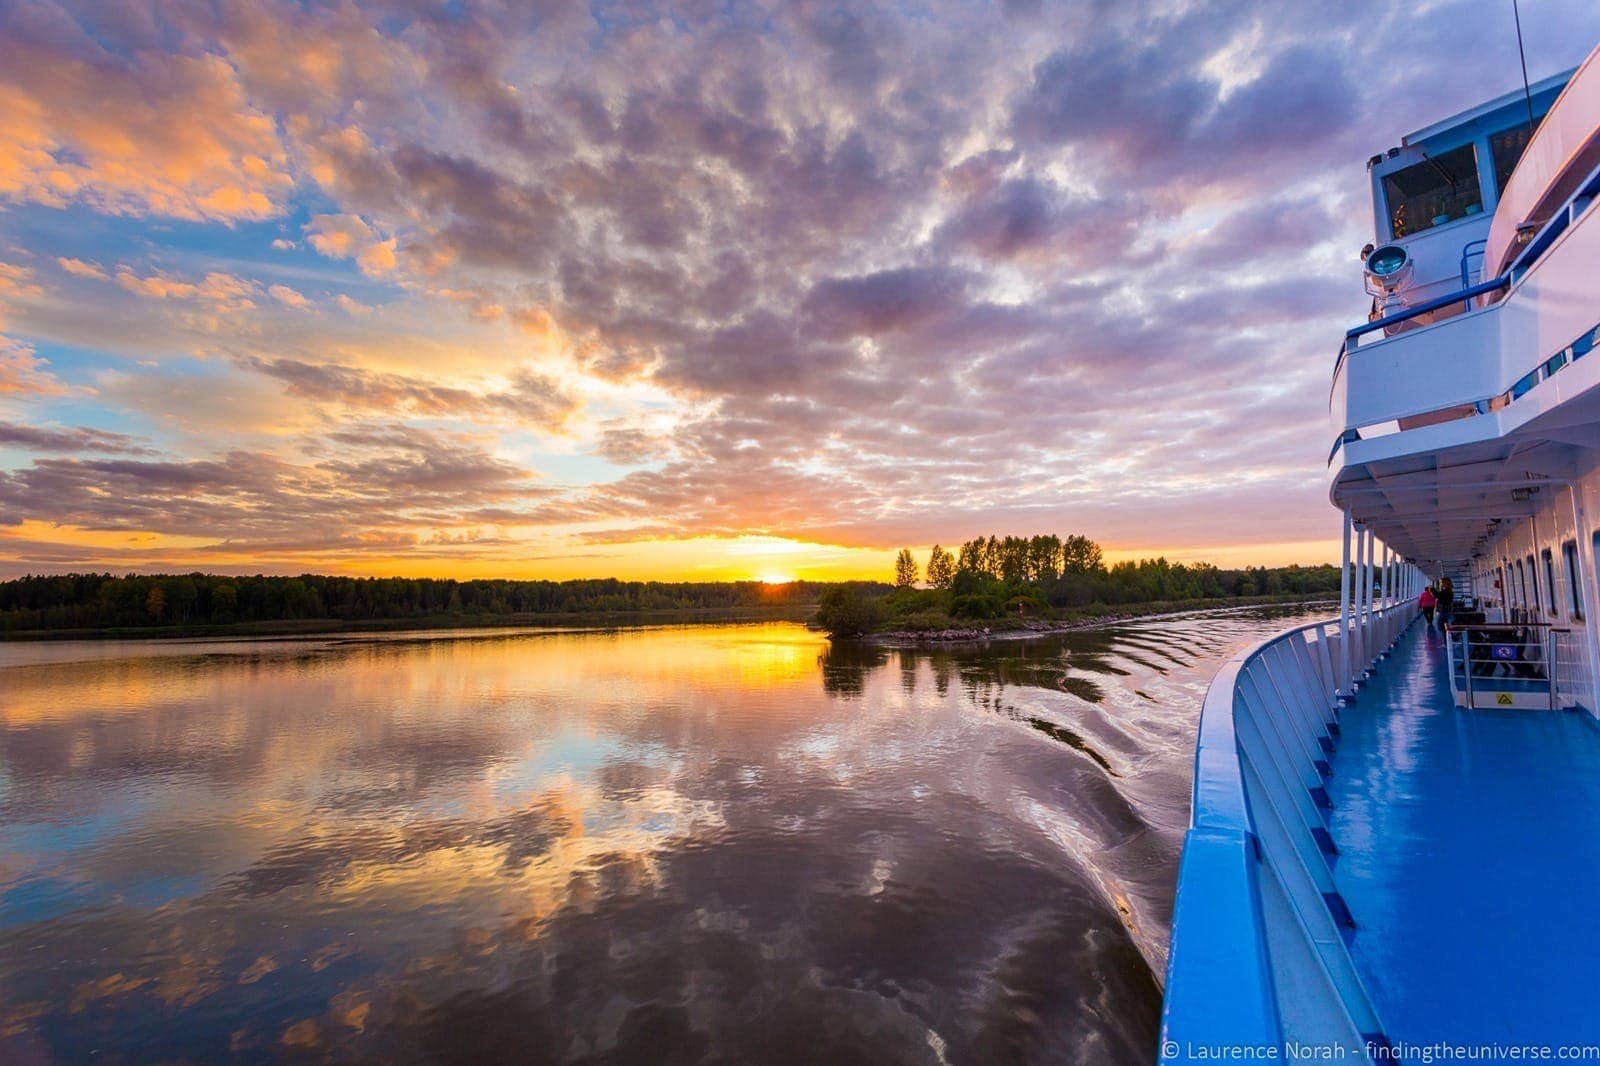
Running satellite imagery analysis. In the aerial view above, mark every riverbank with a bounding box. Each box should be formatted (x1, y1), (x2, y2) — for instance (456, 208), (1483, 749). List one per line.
(2, 593), (1339, 644)
(861, 593), (1336, 645)
(0, 604), (815, 642)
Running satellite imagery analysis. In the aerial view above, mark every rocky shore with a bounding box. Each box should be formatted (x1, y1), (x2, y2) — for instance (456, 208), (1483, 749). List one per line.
(867, 614), (1146, 645)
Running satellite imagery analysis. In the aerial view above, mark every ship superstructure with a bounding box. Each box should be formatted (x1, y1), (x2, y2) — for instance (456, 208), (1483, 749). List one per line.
(1161, 44), (1600, 1060)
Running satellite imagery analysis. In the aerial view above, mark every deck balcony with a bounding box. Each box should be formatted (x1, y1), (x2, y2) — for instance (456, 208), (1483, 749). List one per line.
(1331, 166), (1600, 479)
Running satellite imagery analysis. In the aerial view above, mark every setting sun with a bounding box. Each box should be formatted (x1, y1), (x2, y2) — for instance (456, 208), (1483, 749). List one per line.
(757, 573), (795, 585)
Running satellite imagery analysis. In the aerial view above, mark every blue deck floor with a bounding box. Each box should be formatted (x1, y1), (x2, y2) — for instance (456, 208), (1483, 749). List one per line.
(1329, 623), (1600, 1047)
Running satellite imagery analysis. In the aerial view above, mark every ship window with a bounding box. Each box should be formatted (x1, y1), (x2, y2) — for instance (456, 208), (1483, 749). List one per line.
(1564, 540), (1584, 620)
(1572, 325), (1600, 361)
(1383, 143), (1482, 237)
(1527, 554), (1540, 613)
(1490, 123), (1541, 195)
(1543, 549), (1558, 616)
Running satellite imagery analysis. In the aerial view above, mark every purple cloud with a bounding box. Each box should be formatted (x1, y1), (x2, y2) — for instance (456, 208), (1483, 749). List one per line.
(2, 0), (1599, 574)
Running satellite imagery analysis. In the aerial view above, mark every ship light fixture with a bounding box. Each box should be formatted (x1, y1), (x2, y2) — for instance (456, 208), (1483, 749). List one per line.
(1365, 245), (1412, 288)
(1364, 244), (1414, 329)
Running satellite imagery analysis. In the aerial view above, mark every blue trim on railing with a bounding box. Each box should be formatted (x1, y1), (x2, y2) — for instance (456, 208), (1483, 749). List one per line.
(1460, 237), (1488, 288)
(1346, 276), (1509, 344)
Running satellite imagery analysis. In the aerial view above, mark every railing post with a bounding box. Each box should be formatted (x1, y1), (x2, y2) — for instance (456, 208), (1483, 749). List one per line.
(1339, 512), (1353, 697)
(1446, 617), (1457, 688)
(1355, 527), (1367, 672)
(1550, 629), (1558, 711)
(1384, 546), (1393, 612)
(1378, 545), (1387, 635)
(1360, 530), (1375, 670)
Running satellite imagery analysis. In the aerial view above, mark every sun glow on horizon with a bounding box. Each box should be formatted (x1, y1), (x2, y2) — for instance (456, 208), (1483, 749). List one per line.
(0, 521), (1345, 583)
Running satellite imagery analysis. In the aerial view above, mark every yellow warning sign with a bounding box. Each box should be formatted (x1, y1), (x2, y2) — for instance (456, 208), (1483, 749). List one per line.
(1496, 693), (1514, 705)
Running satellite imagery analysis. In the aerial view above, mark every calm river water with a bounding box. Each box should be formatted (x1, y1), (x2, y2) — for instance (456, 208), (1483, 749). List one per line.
(0, 605), (1327, 1064)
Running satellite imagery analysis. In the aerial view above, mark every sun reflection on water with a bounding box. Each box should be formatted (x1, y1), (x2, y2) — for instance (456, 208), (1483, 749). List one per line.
(0, 610), (1328, 1062)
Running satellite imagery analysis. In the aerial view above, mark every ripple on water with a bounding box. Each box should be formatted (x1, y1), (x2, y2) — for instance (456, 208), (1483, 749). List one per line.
(0, 606), (1331, 1064)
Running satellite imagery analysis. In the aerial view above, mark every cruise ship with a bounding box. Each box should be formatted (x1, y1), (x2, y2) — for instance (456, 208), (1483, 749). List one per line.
(1160, 44), (1600, 1061)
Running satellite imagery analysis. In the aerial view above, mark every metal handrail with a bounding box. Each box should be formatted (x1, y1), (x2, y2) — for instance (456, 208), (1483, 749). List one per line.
(1345, 276), (1510, 345)
(1451, 627), (1559, 710)
(1459, 237), (1488, 288)
(1449, 621), (1561, 630)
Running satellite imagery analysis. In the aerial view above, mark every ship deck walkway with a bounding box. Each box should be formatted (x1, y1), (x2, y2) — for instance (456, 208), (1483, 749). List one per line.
(1329, 623), (1600, 1047)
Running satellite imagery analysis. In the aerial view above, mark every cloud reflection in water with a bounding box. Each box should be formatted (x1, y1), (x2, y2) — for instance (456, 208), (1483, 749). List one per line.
(0, 608), (1326, 1063)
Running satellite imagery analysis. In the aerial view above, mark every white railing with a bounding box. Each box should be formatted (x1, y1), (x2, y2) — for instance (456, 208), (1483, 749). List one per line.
(1160, 597), (1418, 1062)
(1446, 623), (1559, 710)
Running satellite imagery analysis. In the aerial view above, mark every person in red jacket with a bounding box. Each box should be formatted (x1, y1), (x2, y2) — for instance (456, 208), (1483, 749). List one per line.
(1419, 585), (1437, 628)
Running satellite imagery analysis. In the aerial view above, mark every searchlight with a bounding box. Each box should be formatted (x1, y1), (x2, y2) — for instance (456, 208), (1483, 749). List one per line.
(1364, 244), (1414, 331)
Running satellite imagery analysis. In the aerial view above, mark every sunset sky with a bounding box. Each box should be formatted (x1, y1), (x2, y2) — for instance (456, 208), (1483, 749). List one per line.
(3, 0), (1599, 582)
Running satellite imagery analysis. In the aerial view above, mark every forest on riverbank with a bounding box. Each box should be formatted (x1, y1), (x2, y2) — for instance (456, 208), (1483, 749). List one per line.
(816, 534), (1344, 638)
(0, 573), (852, 637)
(0, 534), (1345, 640)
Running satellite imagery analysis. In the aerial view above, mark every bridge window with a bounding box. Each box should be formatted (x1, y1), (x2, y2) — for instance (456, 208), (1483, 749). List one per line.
(1384, 143), (1482, 237)
(1527, 554), (1540, 613)
(1490, 125), (1536, 196)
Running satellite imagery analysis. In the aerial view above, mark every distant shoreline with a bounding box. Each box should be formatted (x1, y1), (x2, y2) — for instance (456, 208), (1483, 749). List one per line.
(0, 604), (815, 642)
(859, 593), (1337, 645)
(0, 593), (1340, 645)
(0, 589), (1331, 640)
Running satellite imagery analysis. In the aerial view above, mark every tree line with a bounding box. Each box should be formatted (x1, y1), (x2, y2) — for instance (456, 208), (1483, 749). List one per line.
(0, 573), (843, 634)
(895, 534), (1105, 590)
(823, 533), (1345, 636)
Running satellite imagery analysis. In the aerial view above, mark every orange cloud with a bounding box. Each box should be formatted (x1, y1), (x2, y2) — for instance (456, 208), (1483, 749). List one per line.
(304, 214), (397, 276)
(268, 284), (310, 309)
(114, 268), (258, 309)
(57, 257), (108, 280)
(0, 336), (67, 396)
(0, 31), (292, 222)
(0, 261), (42, 300)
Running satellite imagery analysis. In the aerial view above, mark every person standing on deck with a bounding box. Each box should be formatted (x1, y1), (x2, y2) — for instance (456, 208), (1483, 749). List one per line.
(1437, 577), (1455, 626)
(1420, 585), (1437, 628)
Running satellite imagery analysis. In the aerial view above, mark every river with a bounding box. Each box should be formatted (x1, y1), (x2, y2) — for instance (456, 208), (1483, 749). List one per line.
(0, 604), (1328, 1064)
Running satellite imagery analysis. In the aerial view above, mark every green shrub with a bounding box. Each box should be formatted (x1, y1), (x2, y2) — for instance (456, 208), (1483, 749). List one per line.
(1003, 592), (1048, 616)
(880, 587), (947, 616)
(815, 586), (882, 637)
(950, 593), (1003, 619)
